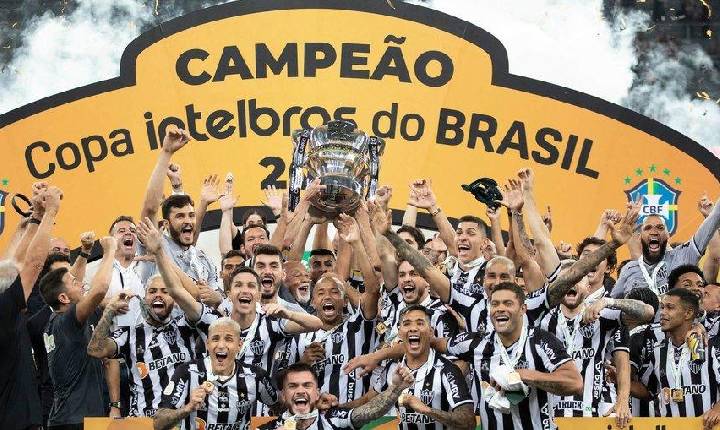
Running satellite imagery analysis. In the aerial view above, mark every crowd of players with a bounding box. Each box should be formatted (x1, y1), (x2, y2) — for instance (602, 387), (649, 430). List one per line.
(2, 127), (720, 430)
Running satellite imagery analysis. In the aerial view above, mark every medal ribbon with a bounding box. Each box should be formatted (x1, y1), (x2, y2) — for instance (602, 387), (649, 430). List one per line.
(494, 321), (529, 369)
(637, 256), (665, 296)
(237, 312), (261, 359)
(557, 308), (584, 356)
(667, 343), (689, 390)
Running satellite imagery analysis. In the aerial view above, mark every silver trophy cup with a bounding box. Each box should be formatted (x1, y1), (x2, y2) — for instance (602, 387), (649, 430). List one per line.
(288, 120), (384, 216)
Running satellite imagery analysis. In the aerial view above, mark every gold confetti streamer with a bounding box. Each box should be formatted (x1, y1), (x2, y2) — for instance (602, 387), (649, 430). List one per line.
(154, 0), (160, 16)
(699, 0), (712, 18)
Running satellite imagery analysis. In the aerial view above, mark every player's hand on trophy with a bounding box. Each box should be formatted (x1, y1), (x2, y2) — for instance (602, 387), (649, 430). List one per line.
(302, 178), (327, 202)
(367, 200), (391, 235)
(337, 213), (361, 244)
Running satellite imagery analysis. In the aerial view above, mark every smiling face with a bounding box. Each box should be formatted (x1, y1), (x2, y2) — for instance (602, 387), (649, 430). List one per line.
(454, 221), (485, 263)
(207, 323), (241, 375)
(641, 215), (669, 263)
(674, 271), (705, 300)
(144, 277), (175, 321)
(397, 261), (429, 305)
(228, 272), (260, 315)
(490, 288), (526, 336)
(399, 309), (432, 359)
(166, 204), (196, 247)
(309, 254), (335, 283)
(112, 220), (137, 258)
(282, 370), (320, 415)
(284, 262), (311, 305)
(311, 276), (345, 325)
(659, 295), (692, 333)
(243, 227), (269, 258)
(253, 253), (284, 301)
(483, 259), (515, 295)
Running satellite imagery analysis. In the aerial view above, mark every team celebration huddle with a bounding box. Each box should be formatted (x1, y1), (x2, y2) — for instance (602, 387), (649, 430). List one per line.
(3, 126), (720, 430)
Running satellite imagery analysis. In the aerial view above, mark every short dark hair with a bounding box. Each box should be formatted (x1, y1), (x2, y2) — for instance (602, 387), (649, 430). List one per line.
(109, 215), (135, 234)
(625, 287), (660, 315)
(252, 244), (283, 264)
(457, 215), (488, 236)
(399, 304), (433, 323)
(229, 267), (262, 288)
(577, 237), (617, 270)
(221, 250), (245, 266)
(310, 248), (335, 258)
(668, 265), (705, 290)
(490, 282), (526, 304)
(397, 225), (425, 250)
(664, 287), (700, 317)
(275, 362), (319, 389)
(241, 209), (267, 227)
(41, 254), (71, 280)
(161, 194), (194, 220)
(240, 224), (270, 245)
(39, 267), (69, 309)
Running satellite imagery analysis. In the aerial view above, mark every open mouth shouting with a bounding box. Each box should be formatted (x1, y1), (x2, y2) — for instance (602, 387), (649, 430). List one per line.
(493, 313), (511, 331)
(320, 300), (338, 320)
(401, 283), (417, 299)
(457, 242), (471, 257)
(647, 238), (662, 253)
(406, 333), (422, 351)
(122, 235), (135, 250)
(260, 275), (275, 296)
(214, 350), (229, 365)
(236, 294), (253, 307)
(292, 394), (311, 413)
(179, 224), (194, 242)
(151, 298), (166, 313)
(296, 283), (311, 301)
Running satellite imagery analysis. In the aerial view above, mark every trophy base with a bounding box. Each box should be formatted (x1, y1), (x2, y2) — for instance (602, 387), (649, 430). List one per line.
(308, 175), (362, 216)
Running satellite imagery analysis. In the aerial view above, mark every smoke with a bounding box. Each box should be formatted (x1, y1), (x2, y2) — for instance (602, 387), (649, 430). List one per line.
(0, 0), (718, 152)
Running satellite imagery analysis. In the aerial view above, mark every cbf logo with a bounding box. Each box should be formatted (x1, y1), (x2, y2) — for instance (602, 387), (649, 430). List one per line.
(624, 164), (682, 235)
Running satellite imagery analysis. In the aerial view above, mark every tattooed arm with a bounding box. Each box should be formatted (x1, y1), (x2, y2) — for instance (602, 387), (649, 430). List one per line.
(517, 361), (583, 396)
(87, 295), (128, 358)
(350, 365), (414, 428)
(404, 401), (475, 430)
(154, 408), (192, 430)
(596, 298), (654, 323)
(510, 209), (545, 294)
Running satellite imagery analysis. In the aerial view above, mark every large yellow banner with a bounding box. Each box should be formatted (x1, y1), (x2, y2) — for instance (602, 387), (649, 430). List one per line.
(0, 0), (717, 248)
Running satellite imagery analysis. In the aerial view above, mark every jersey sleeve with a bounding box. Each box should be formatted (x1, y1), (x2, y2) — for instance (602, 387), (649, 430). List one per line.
(110, 326), (130, 359)
(326, 408), (355, 429)
(447, 331), (483, 362)
(188, 303), (221, 335)
(609, 326), (630, 354)
(159, 363), (191, 410)
(441, 362), (474, 410)
(531, 329), (572, 372)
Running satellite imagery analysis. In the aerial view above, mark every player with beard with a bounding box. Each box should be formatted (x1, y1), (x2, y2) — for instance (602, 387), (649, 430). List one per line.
(241, 225), (271, 261)
(87, 273), (199, 417)
(538, 260), (653, 424)
(374, 305), (475, 430)
(139, 128), (221, 291)
(286, 213), (380, 404)
(284, 261), (313, 312)
(260, 362), (414, 430)
(153, 318), (279, 430)
(630, 289), (720, 421)
(253, 244), (306, 312)
(613, 193), (720, 298)
(440, 283), (583, 430)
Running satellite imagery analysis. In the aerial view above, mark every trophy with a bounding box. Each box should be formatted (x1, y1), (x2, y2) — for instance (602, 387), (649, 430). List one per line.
(288, 120), (384, 216)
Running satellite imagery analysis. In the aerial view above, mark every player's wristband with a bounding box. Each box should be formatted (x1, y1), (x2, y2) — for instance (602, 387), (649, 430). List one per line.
(79, 251), (91, 259)
(108, 401), (121, 409)
(429, 207), (441, 217)
(28, 218), (41, 225)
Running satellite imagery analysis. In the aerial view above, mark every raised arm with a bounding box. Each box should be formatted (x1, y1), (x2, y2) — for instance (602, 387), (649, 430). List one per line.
(338, 213), (380, 319)
(270, 192), (291, 250)
(370, 201), (452, 303)
(76, 236), (117, 325)
(218, 191), (237, 256)
(499, 179), (544, 293)
(693, 192), (720, 254)
(194, 174), (221, 244)
(517, 168), (560, 277)
(137, 217), (202, 321)
(13, 182), (47, 263)
(548, 203), (639, 308)
(19, 186), (61, 298)
(408, 179), (457, 256)
(87, 294), (130, 358)
(140, 129), (190, 224)
(70, 231), (95, 282)
(376, 234), (398, 290)
(287, 216), (316, 262)
(263, 303), (322, 334)
(350, 366), (414, 428)
(486, 206), (506, 256)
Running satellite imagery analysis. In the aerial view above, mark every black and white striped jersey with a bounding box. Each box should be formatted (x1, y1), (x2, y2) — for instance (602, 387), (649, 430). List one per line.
(159, 357), (278, 430)
(630, 325), (720, 417)
(192, 305), (290, 371)
(111, 314), (199, 417)
(377, 294), (458, 347)
(447, 327), (572, 430)
(538, 308), (628, 417)
(287, 309), (377, 403)
(446, 264), (487, 334)
(375, 349), (474, 430)
(627, 324), (660, 417)
(258, 408), (356, 430)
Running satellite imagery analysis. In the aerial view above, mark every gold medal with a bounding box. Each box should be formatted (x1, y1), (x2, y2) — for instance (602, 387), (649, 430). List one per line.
(285, 418), (297, 430)
(662, 387), (672, 404)
(202, 381), (215, 392)
(507, 371), (522, 386)
(376, 322), (387, 335)
(671, 388), (685, 402)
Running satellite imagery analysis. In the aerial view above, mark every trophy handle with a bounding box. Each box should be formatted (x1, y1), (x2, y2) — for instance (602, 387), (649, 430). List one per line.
(366, 136), (383, 200)
(288, 129), (311, 211)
